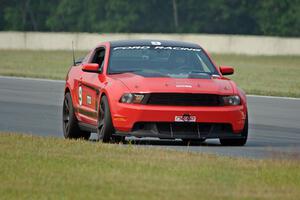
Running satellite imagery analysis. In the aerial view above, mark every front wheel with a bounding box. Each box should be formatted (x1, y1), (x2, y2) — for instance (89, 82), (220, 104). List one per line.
(97, 96), (115, 143)
(219, 114), (248, 146)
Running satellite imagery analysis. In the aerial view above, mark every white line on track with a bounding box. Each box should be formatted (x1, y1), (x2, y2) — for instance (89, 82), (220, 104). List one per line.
(1, 75), (300, 100)
(247, 94), (300, 101)
(0, 75), (65, 83)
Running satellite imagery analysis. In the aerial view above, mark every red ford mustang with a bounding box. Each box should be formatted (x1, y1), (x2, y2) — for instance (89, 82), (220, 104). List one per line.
(63, 40), (248, 145)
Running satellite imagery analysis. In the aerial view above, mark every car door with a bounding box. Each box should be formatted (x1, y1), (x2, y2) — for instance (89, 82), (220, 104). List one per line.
(78, 47), (106, 126)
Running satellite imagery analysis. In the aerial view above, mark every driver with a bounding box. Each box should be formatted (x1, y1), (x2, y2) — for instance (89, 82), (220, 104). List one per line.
(169, 51), (188, 68)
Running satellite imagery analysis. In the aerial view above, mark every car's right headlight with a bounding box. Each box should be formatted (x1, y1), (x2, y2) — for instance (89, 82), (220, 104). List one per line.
(119, 93), (145, 104)
(221, 95), (241, 106)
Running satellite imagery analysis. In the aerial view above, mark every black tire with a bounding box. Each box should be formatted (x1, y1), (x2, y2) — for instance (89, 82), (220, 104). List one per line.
(219, 114), (248, 146)
(97, 96), (115, 143)
(63, 93), (91, 140)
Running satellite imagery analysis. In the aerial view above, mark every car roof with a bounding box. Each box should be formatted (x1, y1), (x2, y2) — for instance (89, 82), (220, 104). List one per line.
(109, 39), (201, 48)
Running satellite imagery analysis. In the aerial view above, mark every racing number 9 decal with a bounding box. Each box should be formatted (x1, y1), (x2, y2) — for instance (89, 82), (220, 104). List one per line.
(78, 86), (82, 106)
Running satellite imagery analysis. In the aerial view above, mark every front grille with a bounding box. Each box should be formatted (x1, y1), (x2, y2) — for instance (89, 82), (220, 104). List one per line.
(146, 93), (221, 106)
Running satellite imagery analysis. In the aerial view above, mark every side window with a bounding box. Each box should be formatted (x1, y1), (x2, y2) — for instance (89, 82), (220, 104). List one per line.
(91, 48), (106, 72)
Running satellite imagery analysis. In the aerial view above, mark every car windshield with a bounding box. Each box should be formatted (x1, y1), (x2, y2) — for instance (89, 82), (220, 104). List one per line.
(108, 46), (219, 78)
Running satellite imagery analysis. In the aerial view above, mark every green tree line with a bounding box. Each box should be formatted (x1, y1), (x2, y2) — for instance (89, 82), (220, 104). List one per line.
(0, 0), (299, 37)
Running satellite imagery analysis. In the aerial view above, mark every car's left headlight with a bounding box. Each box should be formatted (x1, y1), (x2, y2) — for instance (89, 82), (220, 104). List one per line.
(120, 93), (145, 104)
(221, 95), (241, 106)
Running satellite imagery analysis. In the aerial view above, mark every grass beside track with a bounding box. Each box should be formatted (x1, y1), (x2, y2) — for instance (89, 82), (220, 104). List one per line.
(1, 133), (300, 200)
(212, 54), (300, 97)
(0, 50), (300, 97)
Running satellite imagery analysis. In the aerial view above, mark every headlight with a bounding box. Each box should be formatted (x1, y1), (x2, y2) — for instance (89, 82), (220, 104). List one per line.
(120, 93), (145, 104)
(222, 95), (241, 106)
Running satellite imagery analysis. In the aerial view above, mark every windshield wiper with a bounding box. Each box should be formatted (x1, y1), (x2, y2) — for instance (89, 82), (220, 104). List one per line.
(109, 70), (141, 75)
(188, 71), (215, 79)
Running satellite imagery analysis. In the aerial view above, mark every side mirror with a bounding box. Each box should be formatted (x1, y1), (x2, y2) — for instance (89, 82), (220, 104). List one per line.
(219, 66), (234, 75)
(82, 63), (99, 73)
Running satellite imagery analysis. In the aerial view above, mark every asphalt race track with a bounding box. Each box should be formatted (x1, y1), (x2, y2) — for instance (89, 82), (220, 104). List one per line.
(1, 76), (300, 159)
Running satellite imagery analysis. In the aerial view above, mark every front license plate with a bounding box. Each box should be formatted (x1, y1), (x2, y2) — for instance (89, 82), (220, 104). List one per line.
(175, 115), (196, 122)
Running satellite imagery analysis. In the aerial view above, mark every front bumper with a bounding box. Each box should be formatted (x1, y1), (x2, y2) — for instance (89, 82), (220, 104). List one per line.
(112, 103), (247, 138)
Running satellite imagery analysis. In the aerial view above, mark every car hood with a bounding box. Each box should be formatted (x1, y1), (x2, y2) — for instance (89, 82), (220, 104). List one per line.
(110, 73), (234, 95)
